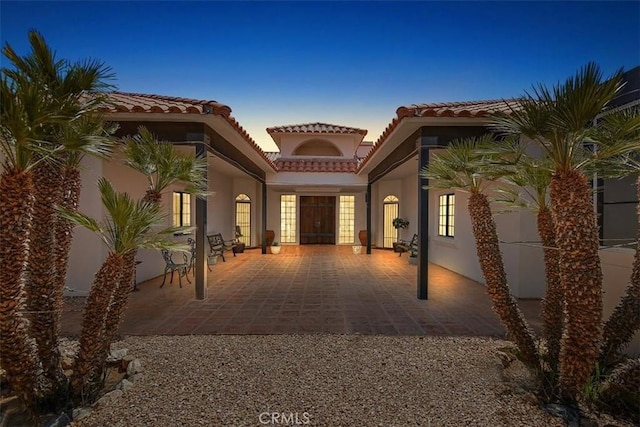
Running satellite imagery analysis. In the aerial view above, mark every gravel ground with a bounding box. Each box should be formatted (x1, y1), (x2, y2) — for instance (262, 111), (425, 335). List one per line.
(66, 335), (577, 427)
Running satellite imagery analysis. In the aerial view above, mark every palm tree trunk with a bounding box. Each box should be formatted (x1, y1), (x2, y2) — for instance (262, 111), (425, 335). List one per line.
(599, 175), (640, 364)
(72, 252), (123, 402)
(25, 161), (65, 395)
(0, 168), (41, 408)
(98, 250), (137, 369)
(53, 166), (81, 335)
(599, 358), (640, 416)
(468, 192), (539, 369)
(550, 169), (603, 399)
(143, 189), (162, 204)
(537, 206), (563, 373)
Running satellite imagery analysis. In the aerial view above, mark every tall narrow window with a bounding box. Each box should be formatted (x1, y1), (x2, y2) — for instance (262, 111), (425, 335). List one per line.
(172, 191), (191, 227)
(383, 195), (399, 248)
(438, 194), (455, 237)
(235, 193), (251, 245)
(338, 195), (355, 244)
(280, 194), (297, 243)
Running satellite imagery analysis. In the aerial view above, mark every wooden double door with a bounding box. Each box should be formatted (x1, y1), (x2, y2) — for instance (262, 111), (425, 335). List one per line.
(300, 196), (336, 244)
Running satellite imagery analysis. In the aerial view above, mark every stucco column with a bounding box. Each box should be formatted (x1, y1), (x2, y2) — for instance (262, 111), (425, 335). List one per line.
(195, 142), (208, 300)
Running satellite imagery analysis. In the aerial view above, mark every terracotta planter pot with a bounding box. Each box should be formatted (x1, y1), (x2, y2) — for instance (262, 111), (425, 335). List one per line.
(266, 230), (275, 247)
(358, 230), (367, 246)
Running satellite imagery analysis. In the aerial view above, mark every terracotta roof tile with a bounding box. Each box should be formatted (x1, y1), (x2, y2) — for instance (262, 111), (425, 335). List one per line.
(357, 98), (522, 172)
(397, 99), (522, 119)
(267, 122), (367, 136)
(95, 92), (276, 170)
(275, 158), (358, 173)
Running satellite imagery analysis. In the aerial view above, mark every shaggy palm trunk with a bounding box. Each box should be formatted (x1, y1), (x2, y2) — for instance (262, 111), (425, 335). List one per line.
(538, 206), (563, 373)
(599, 175), (640, 364)
(143, 189), (162, 204)
(99, 251), (137, 368)
(550, 169), (603, 400)
(25, 161), (65, 396)
(599, 358), (640, 418)
(53, 166), (81, 334)
(72, 253), (123, 402)
(0, 168), (41, 408)
(468, 192), (539, 368)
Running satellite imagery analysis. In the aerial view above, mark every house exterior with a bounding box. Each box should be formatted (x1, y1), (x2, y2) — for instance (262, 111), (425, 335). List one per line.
(62, 68), (639, 351)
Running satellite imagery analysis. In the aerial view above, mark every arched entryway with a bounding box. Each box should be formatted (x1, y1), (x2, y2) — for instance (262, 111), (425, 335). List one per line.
(382, 194), (399, 248)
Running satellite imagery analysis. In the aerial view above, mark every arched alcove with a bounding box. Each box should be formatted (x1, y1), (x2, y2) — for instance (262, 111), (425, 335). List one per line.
(292, 139), (343, 156)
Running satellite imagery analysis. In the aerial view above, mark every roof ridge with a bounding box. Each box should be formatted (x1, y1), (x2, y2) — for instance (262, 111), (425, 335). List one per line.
(266, 122), (367, 135)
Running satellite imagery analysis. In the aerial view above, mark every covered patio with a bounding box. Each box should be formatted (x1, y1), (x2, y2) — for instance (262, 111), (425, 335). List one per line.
(62, 246), (541, 337)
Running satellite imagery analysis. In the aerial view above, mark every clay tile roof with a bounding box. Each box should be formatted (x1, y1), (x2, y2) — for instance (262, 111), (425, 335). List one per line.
(94, 92), (276, 171)
(97, 91), (232, 116)
(274, 158), (358, 173)
(357, 98), (523, 172)
(266, 122), (367, 136)
(396, 99), (522, 119)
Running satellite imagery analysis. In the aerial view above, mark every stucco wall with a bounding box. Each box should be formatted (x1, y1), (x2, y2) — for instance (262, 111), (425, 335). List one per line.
(207, 166), (232, 236)
(65, 155), (107, 293)
(427, 188), (547, 298)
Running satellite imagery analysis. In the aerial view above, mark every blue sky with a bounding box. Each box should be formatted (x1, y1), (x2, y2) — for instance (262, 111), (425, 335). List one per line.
(2, 1), (639, 151)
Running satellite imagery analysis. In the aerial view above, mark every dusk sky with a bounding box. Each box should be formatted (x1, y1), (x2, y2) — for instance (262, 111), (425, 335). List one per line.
(2, 1), (639, 151)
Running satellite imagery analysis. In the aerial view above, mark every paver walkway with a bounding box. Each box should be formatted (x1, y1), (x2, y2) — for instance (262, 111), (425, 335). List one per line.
(62, 246), (542, 336)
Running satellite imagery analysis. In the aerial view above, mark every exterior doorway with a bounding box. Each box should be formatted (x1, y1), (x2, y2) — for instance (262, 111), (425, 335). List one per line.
(300, 196), (336, 244)
(383, 195), (399, 248)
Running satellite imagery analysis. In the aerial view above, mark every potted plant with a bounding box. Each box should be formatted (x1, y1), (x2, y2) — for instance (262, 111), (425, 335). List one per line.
(271, 241), (281, 255)
(408, 249), (418, 265)
(392, 217), (409, 252)
(392, 217), (409, 230)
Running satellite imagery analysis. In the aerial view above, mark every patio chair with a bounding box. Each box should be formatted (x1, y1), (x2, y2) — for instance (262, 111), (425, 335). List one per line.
(207, 233), (238, 263)
(395, 233), (418, 257)
(160, 249), (191, 288)
(186, 238), (197, 274)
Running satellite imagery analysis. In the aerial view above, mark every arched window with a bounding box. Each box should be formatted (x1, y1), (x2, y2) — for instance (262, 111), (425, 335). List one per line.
(235, 194), (251, 245)
(383, 195), (399, 248)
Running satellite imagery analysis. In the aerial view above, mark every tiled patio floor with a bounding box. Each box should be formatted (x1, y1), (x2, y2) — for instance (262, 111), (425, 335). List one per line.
(61, 245), (542, 337)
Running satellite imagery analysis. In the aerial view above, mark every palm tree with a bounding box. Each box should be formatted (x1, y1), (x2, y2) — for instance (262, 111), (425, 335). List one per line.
(2, 30), (115, 404)
(491, 62), (624, 399)
(0, 66), (63, 411)
(59, 178), (186, 402)
(98, 126), (206, 356)
(592, 108), (640, 364)
(421, 135), (540, 369)
(494, 155), (563, 376)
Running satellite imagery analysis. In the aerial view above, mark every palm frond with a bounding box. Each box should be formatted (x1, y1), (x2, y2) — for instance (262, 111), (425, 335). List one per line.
(489, 62), (625, 172)
(123, 126), (208, 198)
(56, 206), (110, 248)
(421, 134), (506, 194)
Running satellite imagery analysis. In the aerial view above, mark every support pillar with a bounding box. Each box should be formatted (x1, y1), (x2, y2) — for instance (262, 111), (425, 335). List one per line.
(195, 142), (208, 300)
(366, 183), (372, 255)
(261, 182), (267, 254)
(417, 136), (438, 300)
